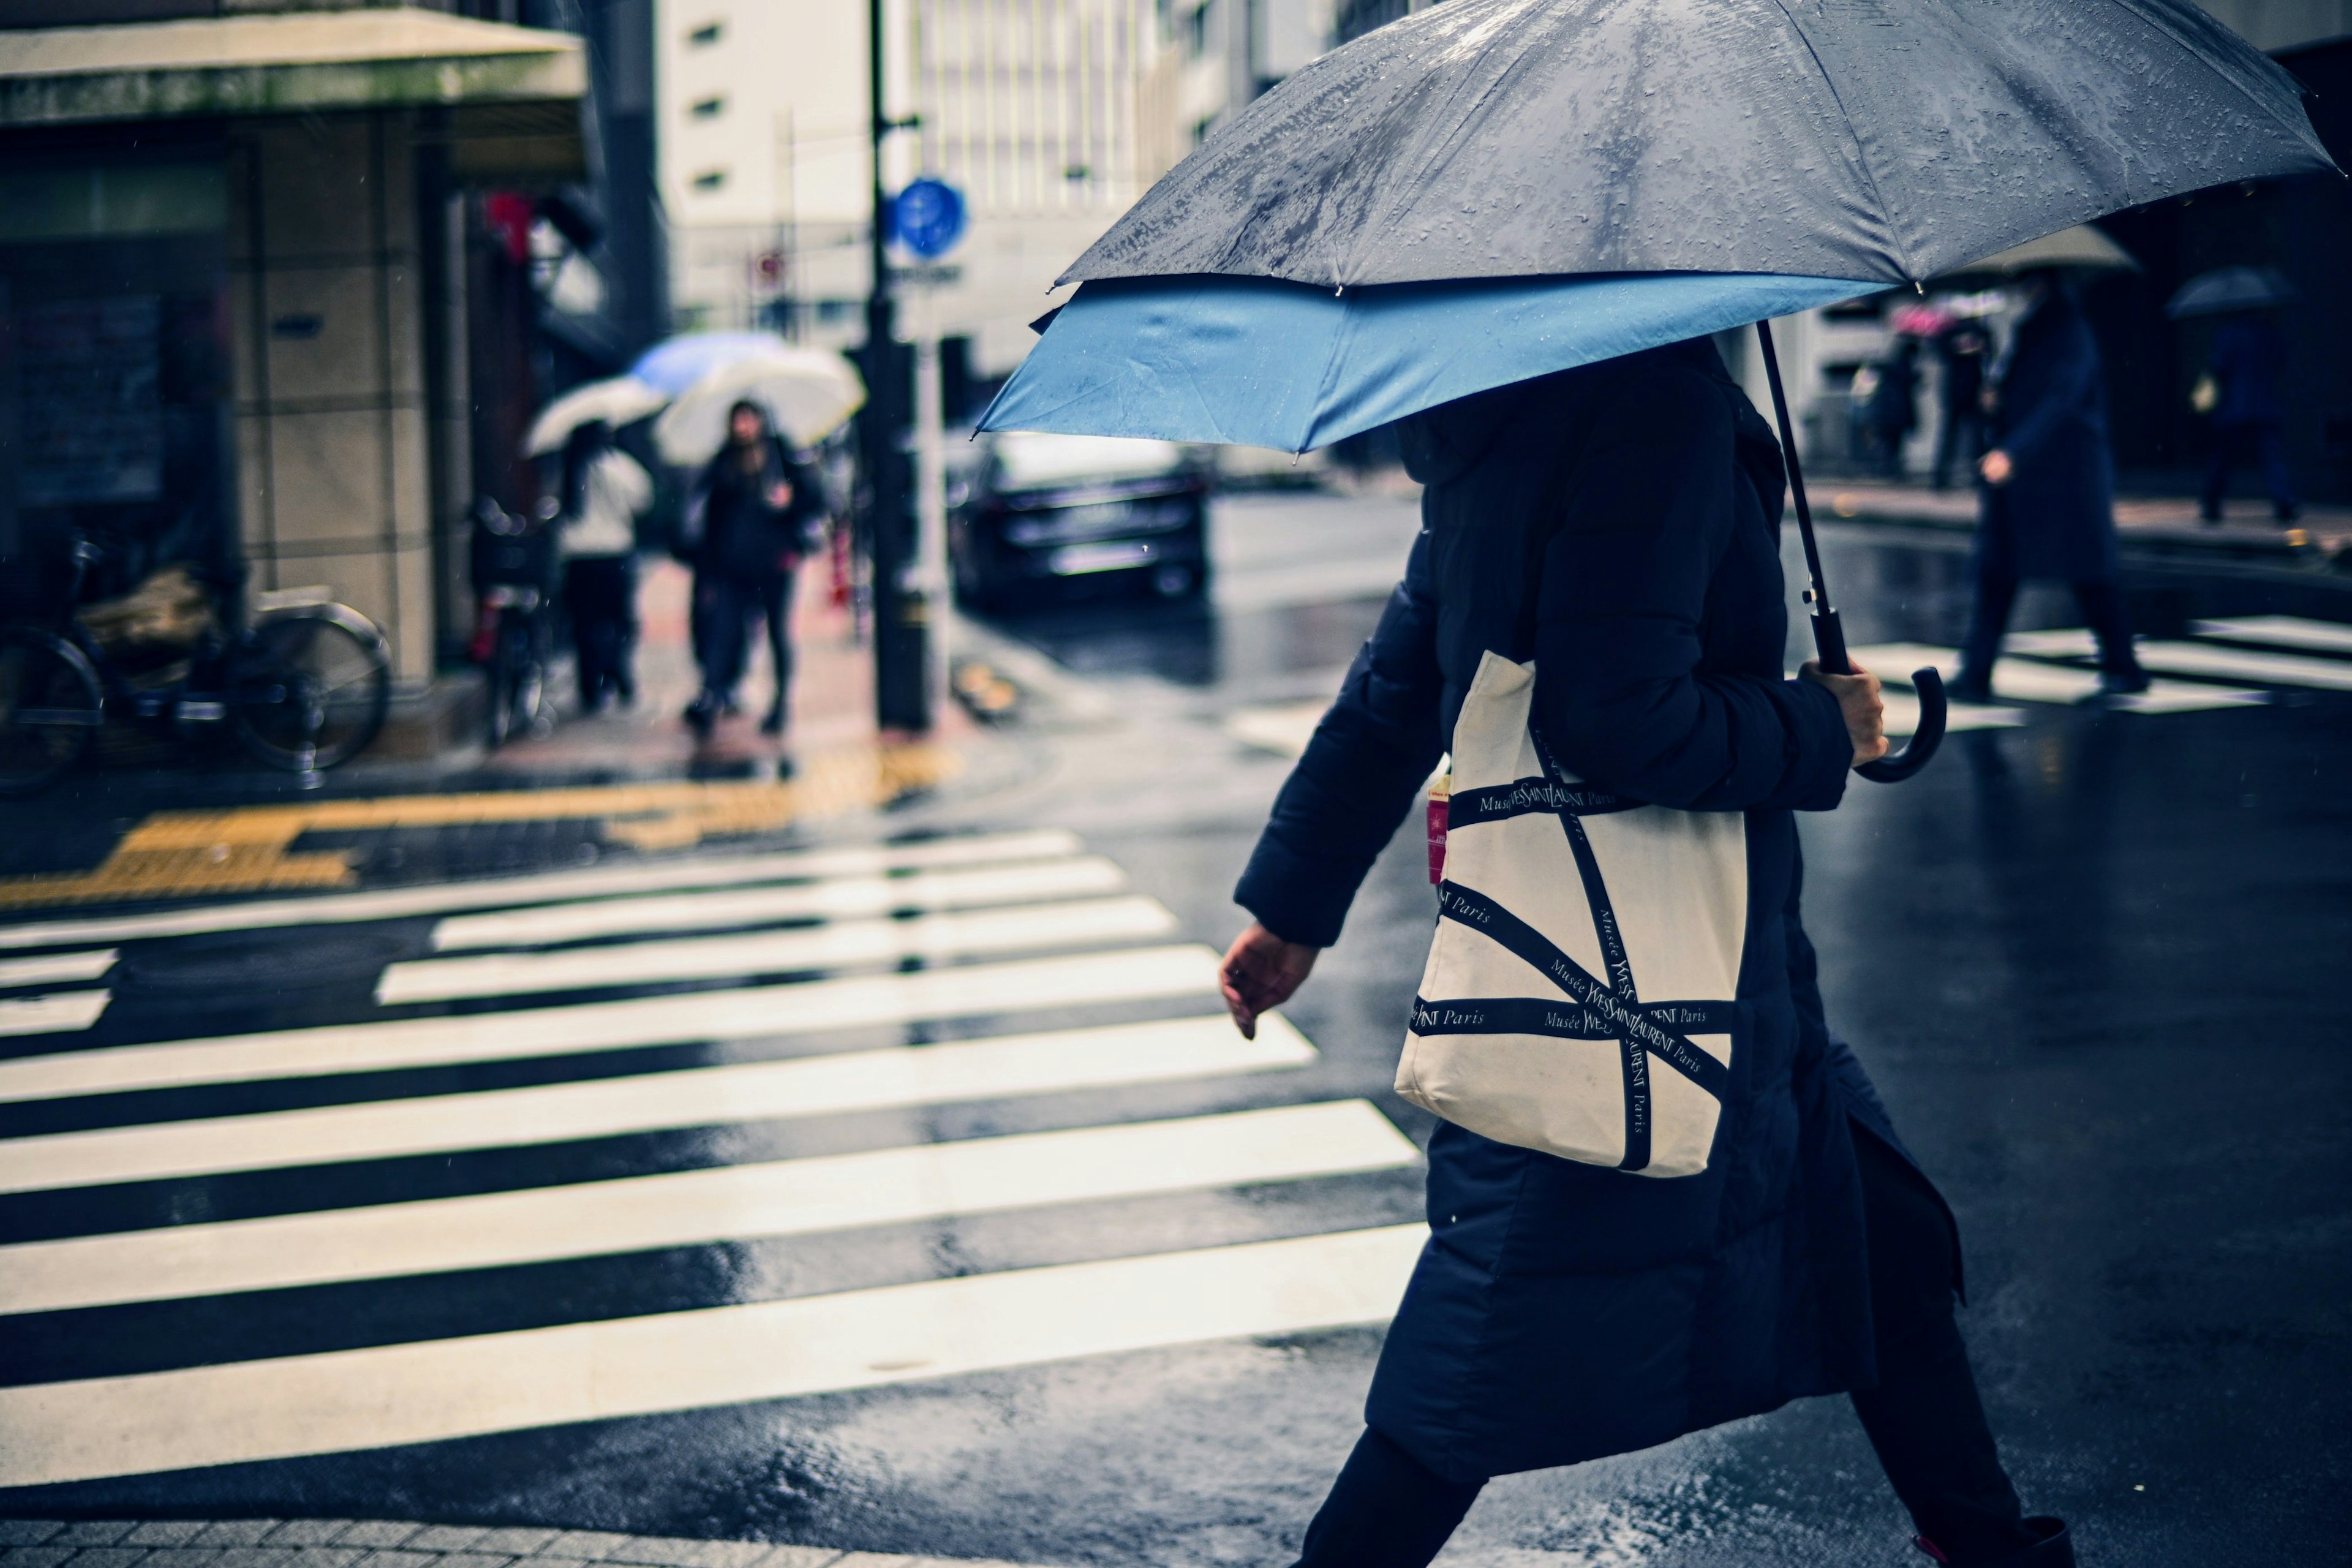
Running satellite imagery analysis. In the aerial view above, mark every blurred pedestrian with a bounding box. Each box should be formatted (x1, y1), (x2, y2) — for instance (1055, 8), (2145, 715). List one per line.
(2195, 310), (2296, 524)
(1864, 336), (1921, 478)
(1953, 271), (2147, 703)
(680, 401), (823, 737)
(1932, 317), (1992, 490)
(555, 421), (652, 712)
(1220, 338), (2070, 1568)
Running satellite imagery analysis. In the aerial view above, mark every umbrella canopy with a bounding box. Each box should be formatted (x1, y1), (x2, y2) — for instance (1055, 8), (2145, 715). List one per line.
(1941, 225), (2141, 279)
(982, 271), (1871, 453)
(630, 331), (795, 396)
(521, 375), (668, 458)
(652, 350), (867, 466)
(2166, 265), (2299, 318)
(1063, 0), (2329, 292)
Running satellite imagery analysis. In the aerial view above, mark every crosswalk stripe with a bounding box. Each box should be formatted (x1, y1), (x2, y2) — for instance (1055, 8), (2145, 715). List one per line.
(1849, 643), (2267, 713)
(2005, 627), (2352, 692)
(429, 857), (1129, 951)
(378, 897), (1182, 1005)
(0, 943), (1223, 1104)
(0, 990), (110, 1038)
(2188, 615), (2352, 655)
(0, 1099), (1413, 1313)
(0, 831), (1085, 952)
(0, 949), (116, 988)
(0, 1012), (1316, 1194)
(0, 1221), (1428, 1488)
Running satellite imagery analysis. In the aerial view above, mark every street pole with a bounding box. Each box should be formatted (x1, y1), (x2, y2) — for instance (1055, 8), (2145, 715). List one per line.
(862, 0), (929, 732)
(913, 288), (948, 710)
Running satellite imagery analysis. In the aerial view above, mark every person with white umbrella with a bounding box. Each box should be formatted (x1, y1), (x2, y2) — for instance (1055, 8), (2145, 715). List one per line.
(553, 420), (653, 712)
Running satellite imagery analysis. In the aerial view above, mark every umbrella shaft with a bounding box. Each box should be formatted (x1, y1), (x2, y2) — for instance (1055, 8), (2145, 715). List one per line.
(1754, 320), (1852, 676)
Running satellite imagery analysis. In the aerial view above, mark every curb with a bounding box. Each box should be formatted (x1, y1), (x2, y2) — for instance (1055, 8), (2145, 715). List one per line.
(0, 1521), (1041, 1568)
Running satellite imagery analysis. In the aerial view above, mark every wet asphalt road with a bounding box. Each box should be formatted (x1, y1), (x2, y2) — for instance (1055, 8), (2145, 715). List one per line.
(1, 488), (2347, 1566)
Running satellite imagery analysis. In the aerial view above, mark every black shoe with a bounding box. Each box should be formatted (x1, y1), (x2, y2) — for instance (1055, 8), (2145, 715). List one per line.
(614, 676), (636, 708)
(2098, 668), (2151, 697)
(1916, 1515), (2072, 1567)
(683, 694), (718, 736)
(1946, 674), (1993, 706)
(760, 704), (786, 737)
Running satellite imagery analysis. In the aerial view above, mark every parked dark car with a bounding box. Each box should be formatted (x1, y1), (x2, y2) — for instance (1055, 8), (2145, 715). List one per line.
(949, 432), (1209, 611)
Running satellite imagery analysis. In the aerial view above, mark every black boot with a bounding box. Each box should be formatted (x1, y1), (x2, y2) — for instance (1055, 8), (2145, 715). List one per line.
(1917, 1516), (2073, 1567)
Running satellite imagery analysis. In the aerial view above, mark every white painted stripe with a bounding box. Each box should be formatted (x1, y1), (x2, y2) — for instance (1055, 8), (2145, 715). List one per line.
(0, 944), (1221, 1105)
(379, 897), (1182, 1005)
(0, 1100), (1413, 1313)
(0, 1012), (1314, 1193)
(2007, 628), (2352, 693)
(0, 831), (1085, 952)
(0, 1221), (1428, 1487)
(0, 990), (110, 1038)
(0, 949), (116, 988)
(2190, 615), (2352, 655)
(431, 857), (1129, 951)
(1850, 643), (2267, 713)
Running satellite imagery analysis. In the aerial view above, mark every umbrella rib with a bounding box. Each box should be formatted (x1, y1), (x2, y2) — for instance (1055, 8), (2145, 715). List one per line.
(1760, 0), (1913, 284)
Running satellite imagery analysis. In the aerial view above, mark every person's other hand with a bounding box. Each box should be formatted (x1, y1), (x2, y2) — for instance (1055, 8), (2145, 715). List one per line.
(1978, 448), (2013, 486)
(1800, 660), (1889, 767)
(1219, 922), (1319, 1040)
(765, 480), (794, 510)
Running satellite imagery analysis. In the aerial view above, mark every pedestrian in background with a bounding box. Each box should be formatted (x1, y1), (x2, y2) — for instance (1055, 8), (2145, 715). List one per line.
(1953, 270), (2147, 703)
(680, 400), (823, 737)
(2195, 309), (2296, 524)
(555, 420), (652, 713)
(1219, 338), (2071, 1568)
(1932, 317), (1992, 491)
(1864, 335), (1921, 479)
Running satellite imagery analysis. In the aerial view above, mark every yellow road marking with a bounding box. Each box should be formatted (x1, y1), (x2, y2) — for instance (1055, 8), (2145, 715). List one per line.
(0, 744), (959, 911)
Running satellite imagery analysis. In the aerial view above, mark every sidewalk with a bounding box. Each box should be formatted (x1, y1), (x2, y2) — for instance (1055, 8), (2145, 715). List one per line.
(1812, 480), (2352, 568)
(0, 1520), (1030, 1568)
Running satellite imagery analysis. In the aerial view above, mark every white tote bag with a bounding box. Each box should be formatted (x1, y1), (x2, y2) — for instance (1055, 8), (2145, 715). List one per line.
(1398, 650), (1748, 1177)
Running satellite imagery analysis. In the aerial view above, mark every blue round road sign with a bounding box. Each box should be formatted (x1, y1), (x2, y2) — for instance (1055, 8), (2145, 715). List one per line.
(891, 177), (967, 260)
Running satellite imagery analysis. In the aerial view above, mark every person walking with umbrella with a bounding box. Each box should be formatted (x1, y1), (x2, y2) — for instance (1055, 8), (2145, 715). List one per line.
(553, 420), (652, 712)
(2179, 268), (2300, 524)
(1932, 314), (1994, 492)
(680, 401), (824, 736)
(1951, 270), (2148, 703)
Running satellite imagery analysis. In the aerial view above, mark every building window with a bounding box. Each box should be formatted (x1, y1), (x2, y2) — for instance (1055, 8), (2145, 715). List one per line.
(687, 20), (722, 46)
(691, 96), (725, 119)
(692, 169), (728, 192)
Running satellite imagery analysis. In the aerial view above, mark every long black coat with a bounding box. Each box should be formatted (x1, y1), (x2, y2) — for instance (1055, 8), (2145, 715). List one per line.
(1980, 288), (2120, 583)
(1236, 339), (1945, 1484)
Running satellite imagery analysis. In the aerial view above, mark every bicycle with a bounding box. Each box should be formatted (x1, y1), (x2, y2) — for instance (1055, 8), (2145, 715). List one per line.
(469, 497), (561, 749)
(0, 532), (391, 796)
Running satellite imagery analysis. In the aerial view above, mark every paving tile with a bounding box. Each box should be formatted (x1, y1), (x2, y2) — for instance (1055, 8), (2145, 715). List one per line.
(62, 1548), (149, 1568)
(824, 1556), (923, 1567)
(431, 1554), (516, 1568)
(397, 1531), (484, 1554)
(530, 1538), (631, 1563)
(612, 1545), (775, 1568)
(48, 1528), (141, 1548)
(742, 1552), (842, 1568)
(464, 1535), (557, 1557)
(122, 1526), (208, 1548)
(350, 1550), (437, 1568)
(190, 1527), (282, 1549)
(209, 1548), (299, 1568)
(138, 1550), (228, 1568)
(253, 1526), (353, 1548)
(0, 1526), (66, 1550)
(0, 1549), (79, 1568)
(326, 1531), (418, 1552)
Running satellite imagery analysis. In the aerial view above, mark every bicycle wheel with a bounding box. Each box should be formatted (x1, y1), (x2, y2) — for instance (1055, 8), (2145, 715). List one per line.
(0, 627), (104, 796)
(229, 605), (391, 772)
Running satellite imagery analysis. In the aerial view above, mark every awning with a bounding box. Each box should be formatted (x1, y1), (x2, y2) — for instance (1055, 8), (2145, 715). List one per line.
(0, 10), (586, 176)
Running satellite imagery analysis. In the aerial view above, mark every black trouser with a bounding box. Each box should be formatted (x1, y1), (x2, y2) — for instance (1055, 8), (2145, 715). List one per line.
(1933, 407), (1989, 490)
(693, 567), (796, 719)
(1292, 1131), (2033, 1568)
(564, 556), (636, 707)
(1956, 570), (2139, 693)
(2201, 421), (2295, 519)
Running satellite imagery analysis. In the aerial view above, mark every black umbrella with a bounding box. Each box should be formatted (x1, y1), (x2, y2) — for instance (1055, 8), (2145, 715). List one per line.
(1060, 0), (2335, 782)
(2166, 265), (2299, 318)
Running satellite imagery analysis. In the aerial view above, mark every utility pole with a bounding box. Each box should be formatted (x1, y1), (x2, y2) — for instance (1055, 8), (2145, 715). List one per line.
(862, 0), (929, 731)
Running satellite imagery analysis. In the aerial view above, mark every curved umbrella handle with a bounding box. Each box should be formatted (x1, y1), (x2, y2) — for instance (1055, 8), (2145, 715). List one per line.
(1856, 667), (1947, 784)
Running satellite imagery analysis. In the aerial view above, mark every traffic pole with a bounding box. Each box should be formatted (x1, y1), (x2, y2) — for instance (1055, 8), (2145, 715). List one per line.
(862, 0), (928, 733)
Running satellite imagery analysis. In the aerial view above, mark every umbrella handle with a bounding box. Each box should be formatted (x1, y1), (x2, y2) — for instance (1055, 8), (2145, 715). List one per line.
(1856, 666), (1947, 783)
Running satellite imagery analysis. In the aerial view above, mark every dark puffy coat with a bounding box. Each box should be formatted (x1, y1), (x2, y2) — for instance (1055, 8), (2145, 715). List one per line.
(1235, 338), (1942, 1484)
(1980, 287), (2120, 583)
(686, 438), (823, 582)
(2207, 315), (2286, 428)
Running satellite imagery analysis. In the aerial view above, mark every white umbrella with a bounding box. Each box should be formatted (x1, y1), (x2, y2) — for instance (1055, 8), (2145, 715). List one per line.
(654, 350), (867, 466)
(522, 375), (669, 456)
(1945, 224), (2140, 278)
